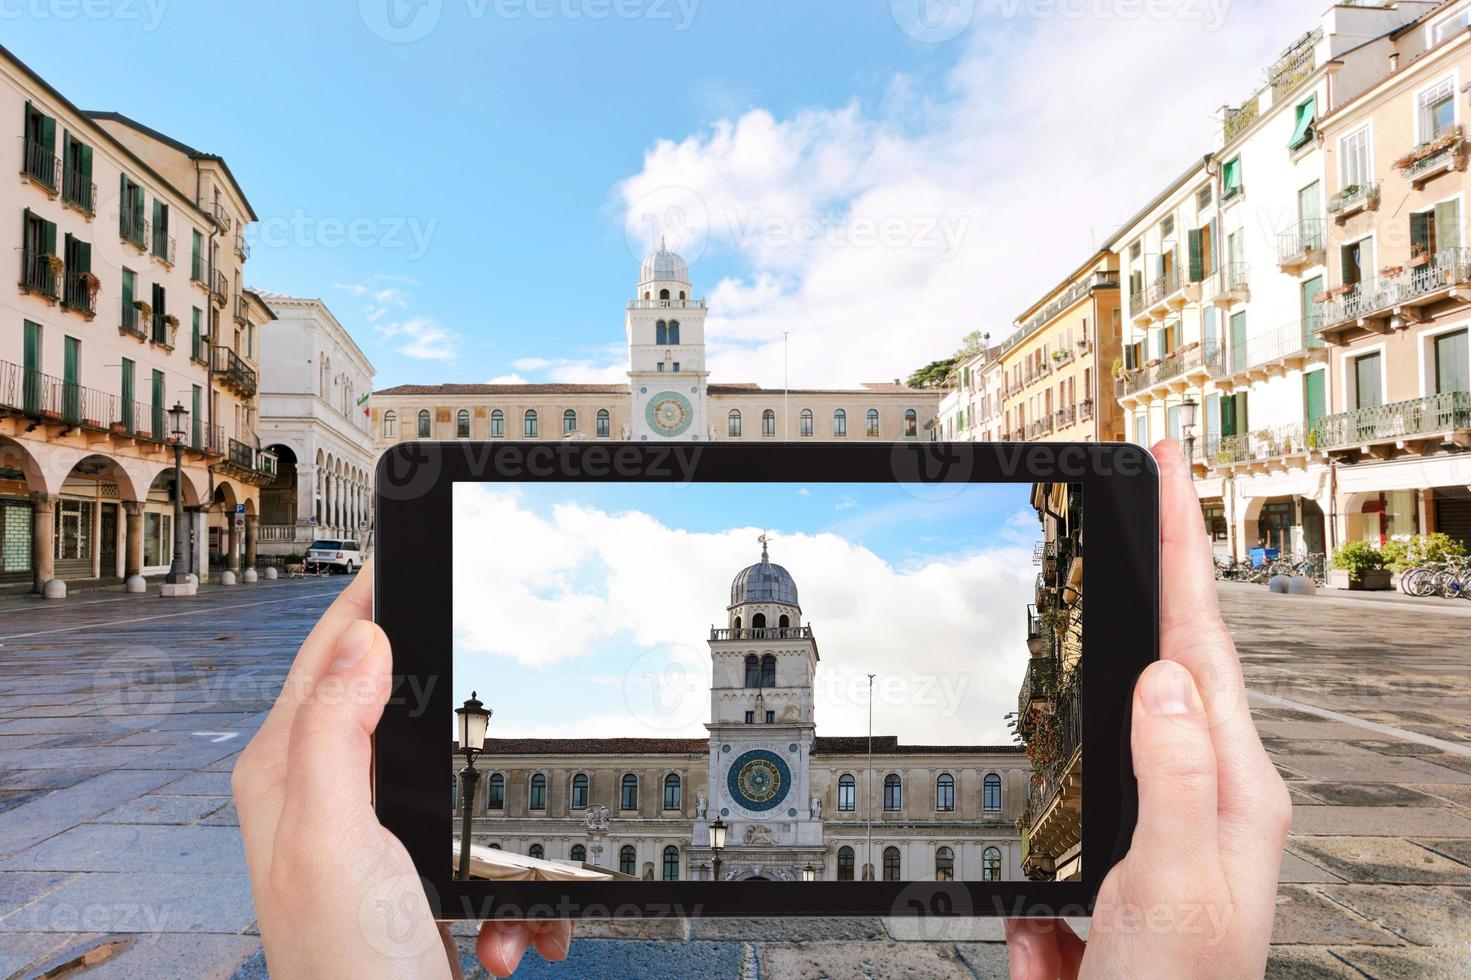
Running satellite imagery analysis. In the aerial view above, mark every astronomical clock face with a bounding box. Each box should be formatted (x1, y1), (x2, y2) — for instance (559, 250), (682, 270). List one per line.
(726, 749), (792, 812)
(645, 390), (693, 438)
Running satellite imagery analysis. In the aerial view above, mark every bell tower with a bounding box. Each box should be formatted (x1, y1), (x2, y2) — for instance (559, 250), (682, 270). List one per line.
(627, 239), (709, 441)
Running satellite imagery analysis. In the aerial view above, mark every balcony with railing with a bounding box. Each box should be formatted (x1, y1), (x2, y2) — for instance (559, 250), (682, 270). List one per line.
(191, 331), (209, 365)
(0, 359), (214, 449)
(1026, 415), (1054, 439)
(1018, 679), (1082, 880)
(21, 138), (58, 192)
(1317, 248), (1471, 339)
(1276, 219), (1324, 273)
(1268, 29), (1320, 101)
(119, 301), (146, 341)
(1314, 391), (1471, 453)
(709, 626), (815, 641)
(234, 230), (250, 259)
(1222, 316), (1325, 384)
(627, 298), (707, 309)
(151, 313), (177, 351)
(1128, 265), (1184, 322)
(211, 345), (258, 397)
(1079, 398), (1094, 422)
(1212, 262), (1250, 307)
(234, 294), (251, 327)
(1397, 127), (1465, 189)
(120, 210), (147, 251)
(228, 438), (254, 469)
(19, 249), (58, 300)
(211, 271), (228, 307)
(1205, 420), (1318, 471)
(1017, 654), (1056, 721)
(211, 200), (233, 231)
(1115, 341), (1224, 402)
(60, 270), (97, 318)
(1010, 270), (1120, 349)
(151, 227), (176, 266)
(61, 167), (95, 216)
(1326, 181), (1379, 222)
(1054, 404), (1077, 430)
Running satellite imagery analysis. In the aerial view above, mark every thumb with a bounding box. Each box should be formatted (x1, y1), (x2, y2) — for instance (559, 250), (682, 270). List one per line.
(279, 620), (393, 833)
(1128, 659), (1218, 873)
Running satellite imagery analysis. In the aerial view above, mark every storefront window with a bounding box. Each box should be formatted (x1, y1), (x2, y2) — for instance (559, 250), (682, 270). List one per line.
(0, 499), (33, 573)
(144, 512), (172, 567)
(54, 500), (93, 561)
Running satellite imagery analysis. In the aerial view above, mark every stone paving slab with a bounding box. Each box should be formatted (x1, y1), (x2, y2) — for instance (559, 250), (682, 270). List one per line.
(1291, 805), (1471, 836)
(1270, 885), (1403, 946)
(1333, 946), (1471, 979)
(0, 930), (104, 978)
(53, 933), (262, 979)
(0, 818), (247, 874)
(158, 771), (236, 796)
(1317, 884), (1471, 947)
(91, 795), (231, 826)
(0, 871), (256, 933)
(1286, 837), (1471, 885)
(0, 769), (181, 858)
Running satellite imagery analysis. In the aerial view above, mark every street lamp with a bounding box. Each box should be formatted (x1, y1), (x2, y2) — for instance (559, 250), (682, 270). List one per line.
(454, 692), (492, 881)
(709, 817), (727, 882)
(165, 401), (188, 585)
(802, 864), (816, 882)
(1180, 396), (1199, 467)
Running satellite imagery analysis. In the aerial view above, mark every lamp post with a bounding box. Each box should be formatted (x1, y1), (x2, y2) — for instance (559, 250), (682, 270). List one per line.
(1180, 396), (1199, 467)
(802, 864), (816, 882)
(455, 692), (491, 881)
(709, 817), (727, 882)
(165, 402), (188, 585)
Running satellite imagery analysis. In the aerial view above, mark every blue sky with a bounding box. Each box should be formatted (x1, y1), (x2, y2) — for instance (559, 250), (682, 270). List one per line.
(451, 480), (1040, 742)
(7, 0), (1304, 390)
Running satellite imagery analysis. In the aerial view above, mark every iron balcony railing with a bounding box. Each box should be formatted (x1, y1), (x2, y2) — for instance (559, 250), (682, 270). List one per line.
(1207, 421), (1317, 467)
(191, 331), (209, 364)
(257, 449), (278, 477)
(1129, 265), (1182, 317)
(1401, 127), (1464, 184)
(1314, 391), (1471, 449)
(0, 360), (184, 443)
(1027, 415), (1054, 439)
(1010, 270), (1120, 350)
(234, 295), (251, 326)
(1319, 248), (1471, 329)
(120, 209), (147, 250)
(235, 230), (250, 259)
(191, 252), (206, 284)
(151, 313), (176, 350)
(1116, 341), (1224, 397)
(211, 270), (228, 306)
(1054, 405), (1077, 429)
(1276, 219), (1323, 266)
(119, 301), (146, 341)
(627, 299), (707, 309)
(151, 227), (176, 266)
(1022, 681), (1082, 833)
(19, 249), (58, 299)
(211, 200), (232, 230)
(1218, 261), (1250, 295)
(1017, 655), (1057, 722)
(21, 138), (58, 190)
(709, 626), (814, 641)
(1227, 316), (1324, 375)
(228, 437), (254, 469)
(211, 345), (258, 396)
(1079, 398), (1094, 422)
(1326, 181), (1379, 219)
(61, 270), (96, 317)
(61, 167), (95, 215)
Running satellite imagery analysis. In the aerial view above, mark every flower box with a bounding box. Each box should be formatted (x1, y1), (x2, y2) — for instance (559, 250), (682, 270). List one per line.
(81, 418), (101, 429)
(109, 422), (128, 433)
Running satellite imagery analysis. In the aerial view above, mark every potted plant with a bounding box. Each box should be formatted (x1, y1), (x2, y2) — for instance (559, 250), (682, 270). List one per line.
(134, 299), (152, 319)
(1111, 358), (1125, 379)
(1380, 264), (1405, 278)
(1409, 243), (1431, 268)
(109, 420), (128, 434)
(162, 313), (180, 329)
(1311, 289), (1332, 304)
(43, 253), (64, 276)
(1329, 539), (1391, 591)
(1052, 350), (1064, 362)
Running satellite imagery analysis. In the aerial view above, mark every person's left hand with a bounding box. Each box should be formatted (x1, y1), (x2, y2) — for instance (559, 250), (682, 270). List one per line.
(233, 563), (572, 977)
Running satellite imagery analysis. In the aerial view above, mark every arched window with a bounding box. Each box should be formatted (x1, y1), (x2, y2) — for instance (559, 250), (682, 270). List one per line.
(417, 409), (431, 438)
(668, 320), (680, 345)
(490, 409), (504, 438)
(936, 773), (955, 812)
(662, 845), (680, 881)
(982, 846), (1002, 881)
(571, 773), (589, 810)
(663, 773), (681, 811)
(620, 773), (638, 810)
(760, 654), (776, 688)
(762, 409), (776, 437)
(679, 290), (686, 300)
(752, 612), (766, 630)
(456, 409), (470, 438)
(487, 773), (505, 810)
(524, 410), (538, 438)
(936, 847), (955, 881)
(778, 614), (790, 628)
(619, 846), (636, 876)
(728, 409), (741, 437)
(799, 409), (814, 437)
(904, 409), (918, 437)
(884, 773), (902, 811)
(382, 410), (397, 438)
(837, 846), (855, 881)
(866, 409), (880, 437)
(833, 409), (847, 437)
(529, 773), (546, 810)
(489, 843), (502, 850)
(883, 846), (901, 881)
(983, 773), (1002, 813)
(744, 654), (760, 688)
(659, 288), (670, 301)
(570, 844), (587, 863)
(656, 320), (668, 345)
(838, 774), (856, 812)
(596, 409), (610, 438)
(563, 409), (577, 434)
(528, 843), (544, 860)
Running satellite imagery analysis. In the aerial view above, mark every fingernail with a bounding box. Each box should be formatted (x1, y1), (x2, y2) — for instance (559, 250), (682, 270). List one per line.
(541, 927), (570, 961)
(1143, 661), (1199, 716)
(1008, 941), (1030, 980)
(331, 621), (375, 674)
(496, 926), (530, 974)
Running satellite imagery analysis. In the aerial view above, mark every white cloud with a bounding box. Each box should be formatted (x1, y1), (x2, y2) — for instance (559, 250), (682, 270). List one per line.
(617, 1), (1299, 387)
(497, 347), (629, 383)
(338, 277), (461, 361)
(377, 316), (457, 360)
(453, 487), (1037, 744)
(486, 372), (530, 385)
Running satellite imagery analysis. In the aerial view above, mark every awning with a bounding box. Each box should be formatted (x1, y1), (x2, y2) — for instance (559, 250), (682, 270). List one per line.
(451, 841), (615, 882)
(1288, 95), (1316, 150)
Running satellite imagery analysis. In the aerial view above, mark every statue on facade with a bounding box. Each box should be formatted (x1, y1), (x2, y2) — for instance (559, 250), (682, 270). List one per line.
(810, 795), (821, 819)
(584, 804), (610, 833)
(695, 794), (707, 819)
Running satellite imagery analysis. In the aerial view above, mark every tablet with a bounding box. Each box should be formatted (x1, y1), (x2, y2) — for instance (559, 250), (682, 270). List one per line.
(373, 441), (1157, 920)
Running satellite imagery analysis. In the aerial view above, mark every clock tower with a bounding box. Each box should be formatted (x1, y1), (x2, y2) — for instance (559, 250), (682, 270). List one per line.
(627, 240), (709, 441)
(695, 538), (826, 880)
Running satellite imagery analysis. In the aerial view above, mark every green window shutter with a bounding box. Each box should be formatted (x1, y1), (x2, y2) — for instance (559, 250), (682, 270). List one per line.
(63, 335), (79, 385)
(1435, 200), (1461, 252)
(1435, 329), (1469, 393)
(119, 174), (127, 234)
(1236, 393), (1249, 432)
(1411, 211), (1432, 255)
(1205, 393), (1221, 439)
(121, 269), (134, 310)
(80, 143), (92, 181)
(1340, 245), (1357, 285)
(1188, 228), (1204, 282)
(40, 113), (55, 153)
(121, 358), (133, 402)
(1124, 344), (1137, 371)
(23, 320), (41, 373)
(43, 218), (56, 257)
(192, 384), (203, 447)
(1288, 95), (1316, 149)
(1304, 369), (1326, 425)
(153, 199), (163, 229)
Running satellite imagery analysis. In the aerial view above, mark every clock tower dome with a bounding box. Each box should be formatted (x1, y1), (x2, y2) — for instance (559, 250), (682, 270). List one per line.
(627, 240), (709, 441)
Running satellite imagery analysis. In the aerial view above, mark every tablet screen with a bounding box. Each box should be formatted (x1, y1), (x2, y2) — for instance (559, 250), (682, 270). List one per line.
(449, 479), (1083, 886)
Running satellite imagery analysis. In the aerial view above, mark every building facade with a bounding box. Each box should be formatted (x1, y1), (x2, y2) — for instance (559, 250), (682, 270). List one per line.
(454, 545), (1028, 883)
(0, 43), (272, 592)
(255, 295), (377, 556)
(374, 245), (940, 449)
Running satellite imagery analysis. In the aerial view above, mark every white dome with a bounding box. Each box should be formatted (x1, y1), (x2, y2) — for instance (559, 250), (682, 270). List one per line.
(640, 238), (690, 284)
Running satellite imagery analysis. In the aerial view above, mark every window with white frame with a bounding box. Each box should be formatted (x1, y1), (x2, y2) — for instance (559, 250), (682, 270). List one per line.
(1419, 77), (1457, 142)
(1430, 2), (1471, 45)
(1340, 126), (1372, 190)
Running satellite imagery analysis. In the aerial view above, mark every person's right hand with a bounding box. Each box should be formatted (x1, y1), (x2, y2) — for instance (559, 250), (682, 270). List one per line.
(1004, 440), (1292, 978)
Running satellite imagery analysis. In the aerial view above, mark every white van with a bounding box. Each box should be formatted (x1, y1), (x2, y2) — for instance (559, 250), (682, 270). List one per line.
(305, 539), (363, 574)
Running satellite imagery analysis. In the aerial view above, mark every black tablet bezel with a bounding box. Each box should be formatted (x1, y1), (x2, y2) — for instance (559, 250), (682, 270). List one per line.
(373, 441), (1157, 920)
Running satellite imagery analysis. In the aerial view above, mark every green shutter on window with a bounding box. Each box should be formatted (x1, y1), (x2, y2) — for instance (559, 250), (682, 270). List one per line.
(1188, 228), (1204, 282)
(1288, 95), (1316, 149)
(1340, 245), (1358, 285)
(1304, 369), (1326, 426)
(1411, 211), (1432, 255)
(39, 113), (54, 153)
(1223, 158), (1241, 193)
(1435, 200), (1460, 252)
(42, 218), (55, 257)
(1221, 394), (1236, 437)
(80, 142), (92, 182)
(76, 239), (90, 275)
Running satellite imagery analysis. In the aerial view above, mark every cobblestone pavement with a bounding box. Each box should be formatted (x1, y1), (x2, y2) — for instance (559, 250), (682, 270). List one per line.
(0, 578), (1468, 978)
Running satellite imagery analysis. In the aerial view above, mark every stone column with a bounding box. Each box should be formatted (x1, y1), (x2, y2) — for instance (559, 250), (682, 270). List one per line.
(227, 518), (241, 573)
(244, 514), (258, 570)
(191, 510), (208, 582)
(29, 492), (56, 595)
(122, 501), (145, 589)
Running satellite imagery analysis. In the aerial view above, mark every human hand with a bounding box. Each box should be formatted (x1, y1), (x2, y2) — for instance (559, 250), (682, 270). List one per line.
(233, 563), (572, 977)
(1004, 440), (1291, 979)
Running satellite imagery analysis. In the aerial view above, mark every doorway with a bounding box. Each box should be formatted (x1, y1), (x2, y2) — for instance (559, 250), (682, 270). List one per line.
(1258, 501), (1295, 552)
(99, 503), (118, 577)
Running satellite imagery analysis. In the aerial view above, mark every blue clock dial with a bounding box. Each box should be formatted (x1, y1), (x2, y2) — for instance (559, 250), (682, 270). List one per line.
(727, 749), (792, 812)
(646, 390), (693, 437)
